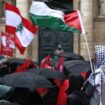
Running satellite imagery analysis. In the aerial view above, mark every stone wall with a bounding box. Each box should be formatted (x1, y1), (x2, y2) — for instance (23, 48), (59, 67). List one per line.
(0, 0), (38, 61)
(0, 22), (5, 32)
(94, 19), (105, 44)
(1, 0), (105, 61)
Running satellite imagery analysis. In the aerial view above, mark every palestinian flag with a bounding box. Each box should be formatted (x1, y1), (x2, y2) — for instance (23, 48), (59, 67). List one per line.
(29, 1), (85, 34)
(5, 3), (37, 54)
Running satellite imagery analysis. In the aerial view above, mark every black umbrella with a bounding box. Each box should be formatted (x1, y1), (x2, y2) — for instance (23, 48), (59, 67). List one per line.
(8, 58), (26, 73)
(67, 53), (84, 60)
(51, 52), (85, 68)
(9, 58), (26, 65)
(0, 100), (16, 105)
(0, 72), (53, 88)
(59, 52), (84, 61)
(28, 68), (44, 74)
(29, 68), (66, 81)
(0, 84), (13, 100)
(8, 58), (39, 73)
(64, 60), (91, 75)
(64, 60), (87, 66)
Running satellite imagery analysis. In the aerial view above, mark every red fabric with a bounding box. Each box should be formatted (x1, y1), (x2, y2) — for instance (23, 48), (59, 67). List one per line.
(14, 35), (25, 54)
(56, 56), (64, 72)
(15, 58), (32, 73)
(5, 26), (16, 35)
(40, 54), (50, 68)
(5, 3), (37, 54)
(54, 78), (62, 88)
(36, 88), (48, 96)
(64, 10), (85, 34)
(0, 32), (15, 57)
(40, 54), (54, 70)
(80, 72), (87, 80)
(57, 79), (69, 105)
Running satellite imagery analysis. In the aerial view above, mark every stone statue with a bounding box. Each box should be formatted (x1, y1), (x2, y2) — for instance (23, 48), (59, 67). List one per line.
(99, 0), (105, 17)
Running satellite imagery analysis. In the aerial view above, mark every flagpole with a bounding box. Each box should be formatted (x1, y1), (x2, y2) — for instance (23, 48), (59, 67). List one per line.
(80, 33), (97, 91)
(82, 33), (94, 73)
(83, 33), (102, 105)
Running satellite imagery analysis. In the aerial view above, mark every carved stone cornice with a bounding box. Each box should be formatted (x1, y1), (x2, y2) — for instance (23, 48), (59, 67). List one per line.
(94, 17), (105, 21)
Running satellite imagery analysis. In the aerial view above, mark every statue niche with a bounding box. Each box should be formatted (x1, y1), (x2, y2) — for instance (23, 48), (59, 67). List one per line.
(99, 0), (105, 18)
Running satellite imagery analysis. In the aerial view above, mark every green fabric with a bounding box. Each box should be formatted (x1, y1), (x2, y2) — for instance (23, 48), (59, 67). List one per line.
(30, 13), (80, 33)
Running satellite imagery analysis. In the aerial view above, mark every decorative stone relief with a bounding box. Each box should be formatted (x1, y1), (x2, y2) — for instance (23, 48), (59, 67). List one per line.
(99, 0), (105, 18)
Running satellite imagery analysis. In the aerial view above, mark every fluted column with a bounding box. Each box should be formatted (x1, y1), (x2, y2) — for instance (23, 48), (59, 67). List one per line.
(15, 0), (29, 58)
(73, 0), (80, 54)
(80, 0), (94, 60)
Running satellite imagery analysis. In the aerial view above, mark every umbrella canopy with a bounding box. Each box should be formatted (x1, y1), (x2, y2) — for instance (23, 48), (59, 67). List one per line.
(59, 52), (84, 61)
(28, 68), (66, 81)
(55, 52), (84, 60)
(0, 72), (53, 88)
(8, 58), (26, 73)
(0, 100), (17, 105)
(51, 52), (84, 68)
(64, 60), (91, 75)
(28, 68), (44, 74)
(0, 85), (12, 99)
(9, 58), (26, 65)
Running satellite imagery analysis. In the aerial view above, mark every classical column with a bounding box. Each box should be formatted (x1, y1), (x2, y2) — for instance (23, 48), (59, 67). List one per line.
(80, 0), (94, 60)
(73, 0), (80, 54)
(28, 1), (38, 61)
(31, 33), (38, 62)
(99, 0), (105, 17)
(15, 0), (29, 58)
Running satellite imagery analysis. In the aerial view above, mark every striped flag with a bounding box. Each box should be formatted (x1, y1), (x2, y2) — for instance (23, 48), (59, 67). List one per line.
(5, 3), (37, 54)
(29, 1), (85, 34)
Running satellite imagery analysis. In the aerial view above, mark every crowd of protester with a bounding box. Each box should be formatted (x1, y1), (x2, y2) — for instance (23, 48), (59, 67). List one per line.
(0, 45), (105, 105)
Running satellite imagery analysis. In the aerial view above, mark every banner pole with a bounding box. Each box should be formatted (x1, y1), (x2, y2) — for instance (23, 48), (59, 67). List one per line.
(82, 33), (94, 73)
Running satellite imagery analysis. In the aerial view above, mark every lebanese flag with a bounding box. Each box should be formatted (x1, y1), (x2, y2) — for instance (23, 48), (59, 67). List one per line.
(30, 1), (85, 34)
(5, 3), (37, 54)
(0, 32), (15, 57)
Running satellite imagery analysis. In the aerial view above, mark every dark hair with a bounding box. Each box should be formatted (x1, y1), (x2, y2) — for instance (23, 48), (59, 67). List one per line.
(57, 45), (63, 51)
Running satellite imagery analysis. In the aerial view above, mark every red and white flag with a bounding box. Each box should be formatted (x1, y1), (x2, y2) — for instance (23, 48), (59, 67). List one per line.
(40, 54), (54, 70)
(5, 3), (37, 54)
(30, 1), (85, 34)
(0, 32), (15, 56)
(15, 58), (32, 73)
(56, 56), (64, 73)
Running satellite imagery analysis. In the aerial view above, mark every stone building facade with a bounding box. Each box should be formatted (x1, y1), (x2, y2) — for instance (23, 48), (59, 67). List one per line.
(0, 0), (105, 61)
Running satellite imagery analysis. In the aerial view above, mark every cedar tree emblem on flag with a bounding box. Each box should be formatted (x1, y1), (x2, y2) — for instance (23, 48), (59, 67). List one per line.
(16, 22), (23, 34)
(5, 3), (37, 54)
